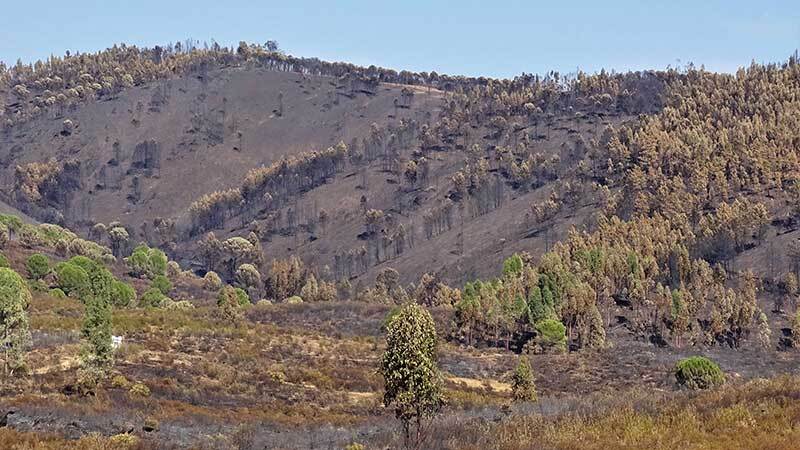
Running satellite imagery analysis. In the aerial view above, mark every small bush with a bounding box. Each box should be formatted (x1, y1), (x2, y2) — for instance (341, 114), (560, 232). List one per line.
(0, 223), (8, 248)
(203, 271), (222, 291)
(26, 254), (50, 280)
(109, 433), (139, 447)
(49, 288), (67, 299)
(234, 287), (250, 306)
(129, 382), (151, 397)
(165, 300), (195, 311)
(67, 255), (99, 275)
(0, 253), (9, 268)
(0, 214), (22, 232)
(675, 356), (725, 390)
(139, 287), (166, 308)
(126, 244), (167, 278)
(534, 319), (567, 353)
(151, 275), (172, 295)
(166, 260), (181, 278)
(55, 262), (90, 297)
(286, 295), (303, 304)
(111, 375), (132, 389)
(111, 280), (137, 307)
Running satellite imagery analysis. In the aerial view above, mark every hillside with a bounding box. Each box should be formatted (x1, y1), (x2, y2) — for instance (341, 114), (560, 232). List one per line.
(2, 42), (800, 449)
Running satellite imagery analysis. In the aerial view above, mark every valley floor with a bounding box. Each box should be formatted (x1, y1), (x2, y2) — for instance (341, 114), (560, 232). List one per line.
(1, 291), (799, 449)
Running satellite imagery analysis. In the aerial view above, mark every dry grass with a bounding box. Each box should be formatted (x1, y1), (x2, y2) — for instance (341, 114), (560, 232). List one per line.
(399, 376), (800, 450)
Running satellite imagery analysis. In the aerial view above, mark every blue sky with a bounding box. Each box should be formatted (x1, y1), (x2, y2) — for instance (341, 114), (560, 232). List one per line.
(1, 0), (798, 78)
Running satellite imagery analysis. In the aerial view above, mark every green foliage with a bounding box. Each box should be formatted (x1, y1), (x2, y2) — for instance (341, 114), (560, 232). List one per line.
(0, 214), (23, 232)
(535, 319), (567, 353)
(151, 275), (172, 295)
(0, 268), (32, 375)
(49, 288), (67, 299)
(126, 244), (167, 278)
(111, 281), (136, 307)
(25, 253), (50, 280)
(139, 287), (166, 308)
(68, 255), (100, 277)
(0, 253), (8, 268)
(380, 303), (443, 447)
(79, 266), (115, 385)
(55, 262), (90, 298)
(0, 223), (8, 248)
(502, 254), (524, 277)
(129, 382), (151, 398)
(511, 356), (537, 402)
(217, 285), (244, 322)
(675, 356), (725, 390)
(382, 306), (403, 331)
(234, 287), (251, 306)
(285, 295), (302, 304)
(527, 285), (556, 324)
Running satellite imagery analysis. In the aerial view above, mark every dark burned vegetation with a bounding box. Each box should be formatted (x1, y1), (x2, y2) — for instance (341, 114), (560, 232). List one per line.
(1, 41), (800, 449)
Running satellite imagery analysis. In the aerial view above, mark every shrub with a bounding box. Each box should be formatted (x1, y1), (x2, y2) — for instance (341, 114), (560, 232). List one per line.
(109, 433), (139, 447)
(49, 288), (67, 299)
(55, 262), (90, 297)
(166, 260), (181, 278)
(0, 223), (8, 248)
(139, 288), (166, 308)
(129, 382), (151, 397)
(0, 214), (22, 232)
(67, 255), (99, 276)
(234, 287), (250, 306)
(151, 275), (172, 295)
(111, 375), (131, 388)
(0, 253), (9, 268)
(17, 225), (43, 248)
(165, 300), (195, 311)
(26, 254), (50, 280)
(286, 295), (303, 304)
(675, 356), (725, 390)
(534, 319), (567, 353)
(0, 268), (32, 375)
(125, 244), (167, 278)
(217, 286), (244, 322)
(345, 444), (365, 450)
(236, 263), (261, 290)
(111, 281), (136, 307)
(511, 356), (537, 402)
(203, 271), (222, 291)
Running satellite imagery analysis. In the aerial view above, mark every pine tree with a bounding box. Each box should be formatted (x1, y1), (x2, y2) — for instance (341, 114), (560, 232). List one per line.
(510, 356), (537, 402)
(0, 268), (32, 376)
(79, 266), (114, 387)
(379, 303), (443, 449)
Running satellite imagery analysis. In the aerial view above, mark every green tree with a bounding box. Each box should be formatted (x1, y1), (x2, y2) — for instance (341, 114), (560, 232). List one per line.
(379, 303), (443, 449)
(111, 280), (136, 307)
(79, 267), (114, 388)
(535, 319), (567, 353)
(139, 287), (166, 308)
(55, 262), (90, 297)
(217, 285), (244, 322)
(502, 254), (524, 277)
(0, 268), (32, 376)
(151, 275), (172, 295)
(26, 253), (50, 280)
(510, 356), (537, 402)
